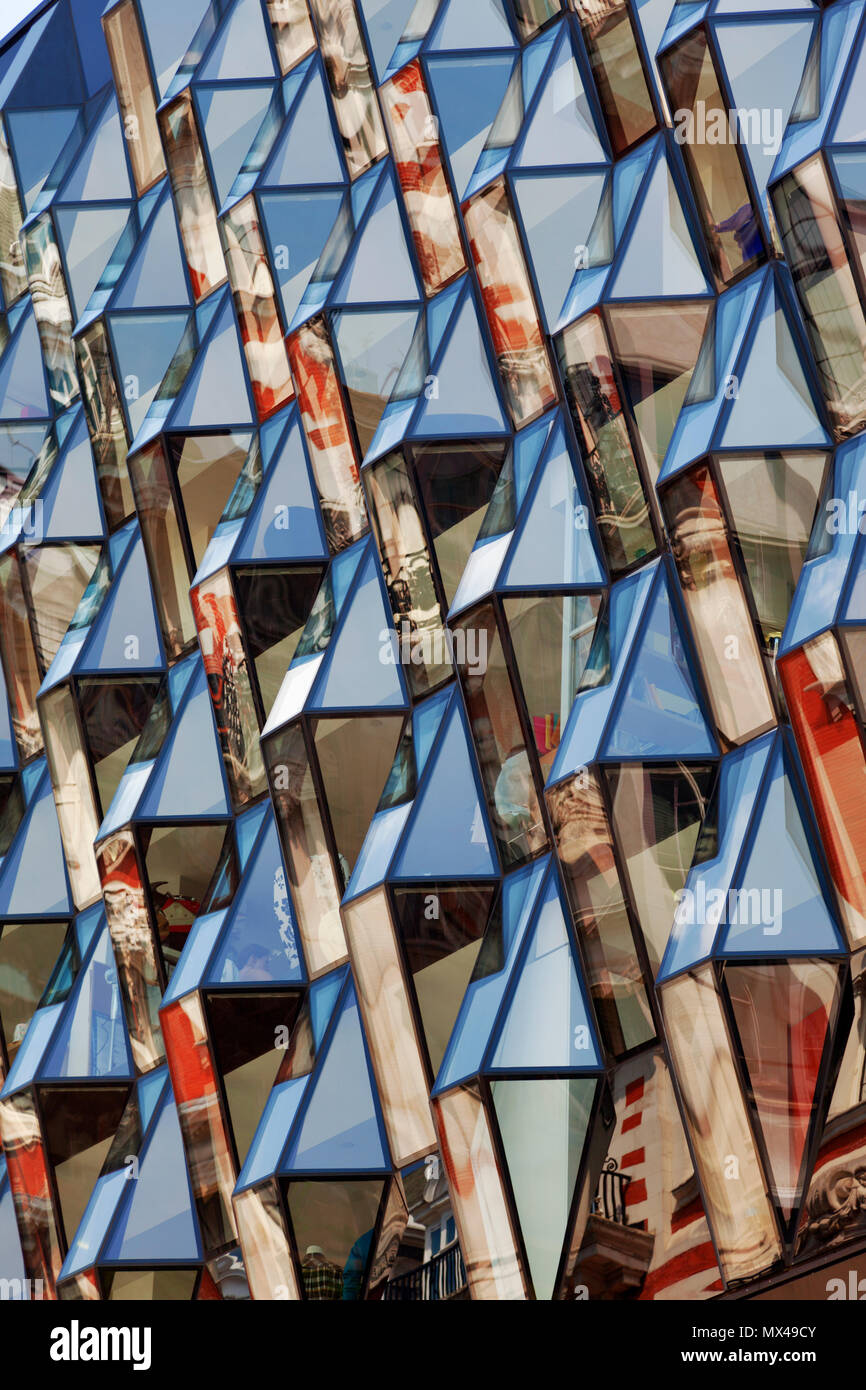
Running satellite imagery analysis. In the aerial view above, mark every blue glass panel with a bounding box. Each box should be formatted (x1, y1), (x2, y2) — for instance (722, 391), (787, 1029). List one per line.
(427, 53), (515, 200)
(0, 1004), (63, 1097)
(604, 565), (717, 760)
(433, 856), (547, 1094)
(197, 84), (274, 207)
(359, 0), (417, 81)
(311, 544), (408, 710)
(0, 768), (71, 917)
(282, 984), (388, 1173)
(513, 170), (607, 330)
(163, 909), (226, 1003)
(208, 813), (304, 984)
(42, 926), (132, 1080)
(0, 309), (49, 420)
(310, 967), (347, 1049)
(60, 1168), (128, 1278)
(170, 294), (252, 428)
(660, 735), (772, 981)
(345, 802), (411, 901)
(110, 311), (190, 439)
(501, 419), (604, 589)
(199, 0), (276, 82)
(114, 188), (189, 311)
(719, 737), (846, 956)
(74, 901), (105, 957)
(138, 0), (214, 99)
(413, 684), (452, 776)
(412, 287), (508, 437)
(236, 801), (269, 868)
(41, 411), (103, 540)
(137, 662), (230, 818)
(237, 416), (326, 561)
(719, 276), (829, 451)
(61, 98), (131, 203)
(104, 1089), (201, 1262)
(488, 871), (600, 1071)
(516, 29), (606, 169)
(332, 170), (419, 305)
(609, 156), (711, 300)
(392, 696), (497, 880)
(79, 534), (164, 672)
(428, 0), (515, 53)
(55, 206), (130, 321)
(260, 190), (344, 327)
(6, 107), (80, 214)
(263, 66), (343, 186)
(238, 1075), (310, 1190)
(137, 1067), (168, 1135)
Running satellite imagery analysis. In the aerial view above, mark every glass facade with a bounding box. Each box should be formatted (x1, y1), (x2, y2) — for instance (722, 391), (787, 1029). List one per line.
(0, 0), (863, 1314)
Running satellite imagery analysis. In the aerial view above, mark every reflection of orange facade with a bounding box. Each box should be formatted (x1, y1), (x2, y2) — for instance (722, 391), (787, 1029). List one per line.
(780, 643), (866, 939)
(383, 62), (466, 297)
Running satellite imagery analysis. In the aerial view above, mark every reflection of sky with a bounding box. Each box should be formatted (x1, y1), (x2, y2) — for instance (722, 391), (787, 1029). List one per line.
(0, 2), (45, 46)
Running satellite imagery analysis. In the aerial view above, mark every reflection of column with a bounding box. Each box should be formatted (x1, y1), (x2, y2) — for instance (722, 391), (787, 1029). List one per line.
(0, 1091), (64, 1298)
(97, 830), (165, 1071)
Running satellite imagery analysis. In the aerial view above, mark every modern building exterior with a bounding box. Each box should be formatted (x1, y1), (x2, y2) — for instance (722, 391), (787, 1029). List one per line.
(0, 0), (862, 1304)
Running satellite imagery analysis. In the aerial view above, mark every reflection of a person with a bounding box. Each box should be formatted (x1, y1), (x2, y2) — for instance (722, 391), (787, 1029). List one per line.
(342, 1229), (373, 1301)
(237, 943), (272, 981)
(494, 746), (533, 839)
(713, 204), (762, 262)
(301, 1244), (343, 1300)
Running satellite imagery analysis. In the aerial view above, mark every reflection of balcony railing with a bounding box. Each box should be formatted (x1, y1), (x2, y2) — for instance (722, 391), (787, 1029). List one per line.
(382, 1244), (467, 1301)
(593, 1159), (631, 1225)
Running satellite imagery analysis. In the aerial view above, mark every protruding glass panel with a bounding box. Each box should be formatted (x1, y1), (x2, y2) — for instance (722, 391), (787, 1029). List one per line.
(306, 0), (388, 179)
(547, 768), (655, 1056)
(454, 602), (545, 868)
(0, 1090), (64, 1295)
(660, 27), (763, 284)
(726, 960), (838, 1226)
(103, 0), (166, 196)
(773, 155), (866, 441)
(661, 966), (783, 1284)
(313, 714), (404, 873)
(606, 762), (715, 974)
(221, 196), (294, 423)
(381, 60), (466, 297)
(366, 449), (451, 698)
(140, 821), (231, 974)
(464, 180), (558, 430)
(511, 0), (561, 42)
(159, 92), (226, 302)
(342, 888), (437, 1164)
(492, 1077), (594, 1300)
(206, 992), (301, 1167)
(432, 1085), (527, 1301)
(21, 543), (100, 673)
(266, 723), (347, 976)
(570, 0), (656, 156)
(559, 310), (656, 574)
(333, 308), (418, 455)
(77, 678), (162, 818)
(664, 464), (776, 746)
(288, 316), (368, 552)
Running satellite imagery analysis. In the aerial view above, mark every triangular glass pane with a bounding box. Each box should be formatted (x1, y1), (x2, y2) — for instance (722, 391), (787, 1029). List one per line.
(332, 170), (418, 305)
(41, 924), (132, 1079)
(283, 984), (388, 1172)
(80, 536), (163, 672)
(312, 545), (408, 710)
(609, 156), (711, 299)
(197, 84), (273, 207)
(103, 1089), (200, 1261)
(428, 0), (516, 53)
(719, 739), (845, 954)
(413, 287), (507, 436)
(138, 664), (230, 818)
(199, 0), (276, 81)
(489, 870), (600, 1070)
(208, 813), (303, 983)
(0, 768), (71, 917)
(114, 188), (189, 310)
(391, 696), (497, 880)
(501, 419), (605, 588)
(427, 53), (515, 199)
(171, 294), (252, 428)
(516, 30), (606, 168)
(263, 67), (344, 186)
